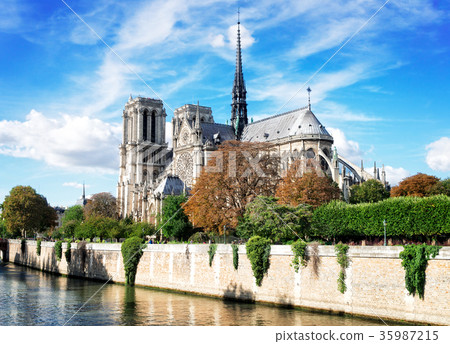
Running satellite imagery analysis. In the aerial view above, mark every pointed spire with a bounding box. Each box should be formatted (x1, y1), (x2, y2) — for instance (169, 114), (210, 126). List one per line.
(128, 94), (133, 102)
(231, 9), (247, 139)
(82, 182), (86, 206)
(361, 159), (364, 171)
(195, 101), (200, 129)
(373, 161), (377, 179)
(307, 87), (312, 110)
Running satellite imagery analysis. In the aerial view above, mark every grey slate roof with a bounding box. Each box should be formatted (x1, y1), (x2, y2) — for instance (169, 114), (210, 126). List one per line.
(200, 122), (236, 144)
(241, 107), (333, 142)
(154, 176), (186, 196)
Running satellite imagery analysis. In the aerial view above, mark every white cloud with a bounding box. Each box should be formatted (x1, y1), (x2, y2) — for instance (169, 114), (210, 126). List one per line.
(426, 137), (450, 172)
(317, 101), (380, 122)
(63, 182), (90, 189)
(384, 165), (410, 186)
(328, 127), (362, 164)
(210, 34), (225, 48)
(0, 110), (121, 173)
(227, 24), (255, 49)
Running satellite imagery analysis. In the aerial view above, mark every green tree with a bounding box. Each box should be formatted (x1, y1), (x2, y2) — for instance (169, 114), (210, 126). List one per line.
(84, 192), (117, 219)
(2, 186), (57, 237)
(429, 178), (450, 196)
(62, 205), (84, 225)
(0, 218), (8, 238)
(160, 195), (193, 240)
(349, 179), (390, 204)
(237, 196), (311, 243)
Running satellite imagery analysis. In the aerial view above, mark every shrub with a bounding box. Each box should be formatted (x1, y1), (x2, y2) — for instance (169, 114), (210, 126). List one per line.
(291, 240), (308, 273)
(231, 244), (239, 270)
(399, 244), (441, 299)
(65, 240), (72, 263)
(55, 240), (63, 261)
(121, 237), (146, 286)
(312, 196), (450, 241)
(208, 244), (217, 267)
(335, 243), (349, 294)
(188, 232), (210, 243)
(36, 239), (41, 256)
(246, 236), (271, 286)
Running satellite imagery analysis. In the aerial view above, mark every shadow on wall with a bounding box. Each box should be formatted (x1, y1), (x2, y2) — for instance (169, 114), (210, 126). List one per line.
(223, 282), (255, 302)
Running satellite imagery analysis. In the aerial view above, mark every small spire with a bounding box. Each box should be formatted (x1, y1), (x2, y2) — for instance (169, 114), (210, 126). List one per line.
(195, 101), (200, 129)
(238, 7), (240, 24)
(82, 182), (86, 206)
(361, 159), (364, 171)
(307, 87), (312, 110)
(128, 94), (133, 102)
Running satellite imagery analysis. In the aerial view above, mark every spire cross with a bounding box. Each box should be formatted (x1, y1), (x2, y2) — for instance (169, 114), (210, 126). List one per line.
(307, 87), (312, 109)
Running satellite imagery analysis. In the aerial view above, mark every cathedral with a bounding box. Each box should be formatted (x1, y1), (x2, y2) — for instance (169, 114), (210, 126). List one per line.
(117, 20), (387, 223)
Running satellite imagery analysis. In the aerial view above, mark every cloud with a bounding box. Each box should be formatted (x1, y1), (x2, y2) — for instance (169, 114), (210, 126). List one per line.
(317, 101), (380, 122)
(63, 182), (90, 189)
(384, 165), (410, 186)
(328, 127), (362, 164)
(0, 110), (121, 173)
(426, 137), (450, 172)
(210, 34), (225, 48)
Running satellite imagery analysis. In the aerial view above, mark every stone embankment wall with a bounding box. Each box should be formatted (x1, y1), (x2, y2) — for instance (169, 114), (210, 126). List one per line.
(4, 240), (450, 325)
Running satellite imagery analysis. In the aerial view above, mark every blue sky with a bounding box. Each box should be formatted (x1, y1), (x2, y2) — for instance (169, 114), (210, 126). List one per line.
(0, 0), (449, 207)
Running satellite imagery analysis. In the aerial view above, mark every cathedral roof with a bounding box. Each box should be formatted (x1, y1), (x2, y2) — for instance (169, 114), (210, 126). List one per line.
(200, 122), (236, 144)
(154, 176), (186, 196)
(241, 106), (333, 142)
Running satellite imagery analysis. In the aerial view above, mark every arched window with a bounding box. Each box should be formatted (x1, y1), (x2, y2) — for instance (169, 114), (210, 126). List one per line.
(143, 110), (149, 141)
(151, 111), (156, 142)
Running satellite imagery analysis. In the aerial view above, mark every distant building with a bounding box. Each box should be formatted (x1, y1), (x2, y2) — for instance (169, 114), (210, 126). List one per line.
(118, 19), (388, 223)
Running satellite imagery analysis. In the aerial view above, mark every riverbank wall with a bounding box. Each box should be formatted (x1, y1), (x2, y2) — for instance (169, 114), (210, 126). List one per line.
(4, 239), (450, 325)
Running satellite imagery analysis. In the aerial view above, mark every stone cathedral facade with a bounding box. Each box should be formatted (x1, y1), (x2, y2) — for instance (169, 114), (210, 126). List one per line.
(118, 21), (388, 223)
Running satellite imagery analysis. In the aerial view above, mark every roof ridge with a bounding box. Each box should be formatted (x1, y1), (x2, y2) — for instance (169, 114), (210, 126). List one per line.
(249, 106), (309, 125)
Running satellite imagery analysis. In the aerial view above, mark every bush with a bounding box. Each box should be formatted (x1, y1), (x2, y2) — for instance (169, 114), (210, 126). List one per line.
(121, 237), (146, 286)
(312, 196), (450, 241)
(36, 239), (41, 256)
(246, 236), (271, 286)
(237, 196), (312, 243)
(188, 232), (210, 243)
(399, 244), (441, 299)
(55, 240), (63, 261)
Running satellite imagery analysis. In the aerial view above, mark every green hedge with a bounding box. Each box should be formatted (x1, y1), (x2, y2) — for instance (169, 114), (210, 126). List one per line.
(311, 195), (450, 240)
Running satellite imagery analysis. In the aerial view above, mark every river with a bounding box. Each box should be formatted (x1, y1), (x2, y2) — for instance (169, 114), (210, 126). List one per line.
(0, 262), (397, 326)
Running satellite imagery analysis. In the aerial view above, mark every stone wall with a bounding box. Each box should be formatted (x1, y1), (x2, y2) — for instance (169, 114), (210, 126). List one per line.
(4, 240), (450, 325)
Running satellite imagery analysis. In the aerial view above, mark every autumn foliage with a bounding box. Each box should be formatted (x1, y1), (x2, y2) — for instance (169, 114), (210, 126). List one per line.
(184, 141), (280, 233)
(391, 173), (439, 197)
(276, 160), (340, 209)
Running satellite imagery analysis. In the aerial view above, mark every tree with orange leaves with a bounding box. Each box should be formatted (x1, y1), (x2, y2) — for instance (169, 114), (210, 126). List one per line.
(184, 140), (280, 233)
(390, 173), (439, 197)
(276, 160), (340, 208)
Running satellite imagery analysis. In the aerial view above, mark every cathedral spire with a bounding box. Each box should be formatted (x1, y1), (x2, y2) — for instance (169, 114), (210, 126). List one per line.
(195, 101), (200, 130)
(231, 9), (247, 139)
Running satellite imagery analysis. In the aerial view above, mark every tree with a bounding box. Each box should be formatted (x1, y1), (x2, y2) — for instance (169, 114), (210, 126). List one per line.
(276, 161), (340, 209)
(391, 173), (439, 197)
(429, 178), (450, 196)
(349, 179), (390, 204)
(184, 141), (281, 233)
(236, 196), (312, 242)
(84, 192), (117, 219)
(1, 186), (57, 237)
(0, 218), (8, 238)
(62, 205), (84, 225)
(159, 195), (193, 240)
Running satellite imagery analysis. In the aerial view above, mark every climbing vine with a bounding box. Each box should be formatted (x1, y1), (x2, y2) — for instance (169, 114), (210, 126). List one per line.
(65, 240), (72, 263)
(291, 240), (308, 273)
(55, 240), (63, 261)
(121, 237), (146, 286)
(335, 243), (349, 294)
(246, 236), (271, 286)
(399, 244), (441, 299)
(208, 244), (217, 267)
(231, 244), (239, 270)
(36, 239), (41, 256)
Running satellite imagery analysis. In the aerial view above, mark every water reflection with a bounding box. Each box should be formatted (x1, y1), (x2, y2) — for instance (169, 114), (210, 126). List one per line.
(0, 263), (395, 326)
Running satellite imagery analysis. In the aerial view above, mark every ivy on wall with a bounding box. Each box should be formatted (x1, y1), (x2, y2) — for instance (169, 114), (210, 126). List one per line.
(231, 244), (239, 270)
(291, 240), (308, 273)
(335, 243), (349, 294)
(399, 244), (441, 299)
(65, 240), (72, 263)
(208, 244), (217, 267)
(121, 237), (146, 286)
(55, 241), (63, 261)
(246, 236), (271, 287)
(36, 239), (41, 256)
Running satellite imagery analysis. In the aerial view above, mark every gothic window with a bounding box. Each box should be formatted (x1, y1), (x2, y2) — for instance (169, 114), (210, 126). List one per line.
(151, 111), (156, 142)
(143, 109), (149, 141)
(306, 148), (315, 159)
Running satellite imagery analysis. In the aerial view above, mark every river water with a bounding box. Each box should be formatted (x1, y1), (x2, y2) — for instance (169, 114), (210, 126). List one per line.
(0, 262), (395, 326)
